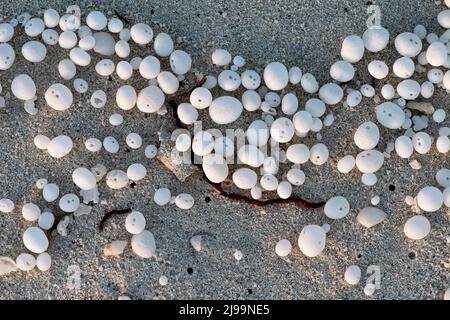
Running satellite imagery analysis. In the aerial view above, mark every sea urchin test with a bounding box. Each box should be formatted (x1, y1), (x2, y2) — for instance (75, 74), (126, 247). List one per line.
(72, 167), (97, 190)
(354, 122), (380, 150)
(363, 27), (390, 52)
(154, 32), (174, 57)
(375, 102), (405, 129)
(23, 227), (49, 254)
(0, 198), (14, 213)
(116, 85), (137, 110)
(202, 153), (229, 183)
(175, 193), (195, 210)
(263, 62), (289, 91)
(355, 150), (384, 173)
(270, 117), (295, 143)
(232, 168), (258, 190)
(403, 215), (431, 240)
(137, 86), (165, 113)
(59, 193), (80, 213)
(298, 225), (326, 258)
(47, 135), (73, 158)
(22, 41), (47, 63)
(125, 211), (146, 235)
(324, 196), (350, 219)
(45, 83), (73, 111)
(154, 188), (171, 206)
(341, 35), (364, 63)
(318, 83), (344, 105)
(0, 23), (14, 42)
(416, 186), (443, 212)
(344, 265), (362, 285)
(1, 4), (450, 299)
(275, 239), (292, 257)
(0, 43), (15, 70)
(127, 163), (147, 181)
(11, 74), (36, 101)
(131, 230), (156, 258)
(330, 60), (355, 82)
(209, 96), (243, 124)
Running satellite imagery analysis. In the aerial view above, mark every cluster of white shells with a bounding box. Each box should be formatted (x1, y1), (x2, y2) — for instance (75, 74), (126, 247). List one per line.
(0, 3), (449, 299)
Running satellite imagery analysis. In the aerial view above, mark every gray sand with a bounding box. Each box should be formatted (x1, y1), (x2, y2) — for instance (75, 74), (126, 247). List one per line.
(0, 0), (449, 300)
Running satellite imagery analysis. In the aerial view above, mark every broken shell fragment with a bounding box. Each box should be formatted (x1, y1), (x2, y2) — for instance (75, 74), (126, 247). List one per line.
(131, 230), (156, 258)
(357, 207), (387, 228)
(0, 256), (17, 275)
(104, 240), (127, 257)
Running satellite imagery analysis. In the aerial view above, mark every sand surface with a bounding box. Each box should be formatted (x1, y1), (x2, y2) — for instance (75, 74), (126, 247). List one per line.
(0, 0), (449, 299)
